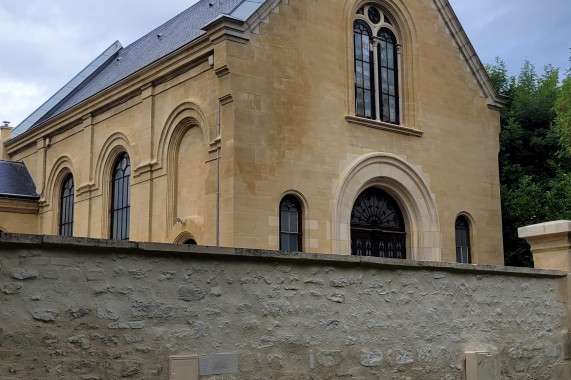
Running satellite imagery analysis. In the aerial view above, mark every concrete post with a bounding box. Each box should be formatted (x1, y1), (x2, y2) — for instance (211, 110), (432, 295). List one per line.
(518, 220), (571, 271)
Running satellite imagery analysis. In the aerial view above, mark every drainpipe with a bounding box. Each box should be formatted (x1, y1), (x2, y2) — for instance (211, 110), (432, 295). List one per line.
(216, 146), (220, 247)
(216, 99), (221, 247)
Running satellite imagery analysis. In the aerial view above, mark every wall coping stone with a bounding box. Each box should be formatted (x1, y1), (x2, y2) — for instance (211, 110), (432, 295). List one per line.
(518, 220), (571, 272)
(519, 220), (571, 238)
(0, 232), (566, 278)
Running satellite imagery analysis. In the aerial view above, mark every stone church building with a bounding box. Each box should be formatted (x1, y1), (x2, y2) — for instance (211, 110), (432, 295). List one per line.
(0, 0), (506, 265)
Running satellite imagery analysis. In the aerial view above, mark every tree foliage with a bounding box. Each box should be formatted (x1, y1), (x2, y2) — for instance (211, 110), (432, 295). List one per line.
(486, 57), (571, 267)
(555, 73), (571, 156)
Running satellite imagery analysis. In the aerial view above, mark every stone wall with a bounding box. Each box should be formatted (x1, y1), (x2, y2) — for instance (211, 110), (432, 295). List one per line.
(0, 233), (569, 379)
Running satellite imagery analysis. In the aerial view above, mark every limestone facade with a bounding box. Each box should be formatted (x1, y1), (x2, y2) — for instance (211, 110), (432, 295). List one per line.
(1, 0), (505, 264)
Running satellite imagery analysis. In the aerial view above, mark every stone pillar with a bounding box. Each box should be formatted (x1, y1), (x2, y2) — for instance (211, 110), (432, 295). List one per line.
(519, 220), (571, 377)
(518, 220), (571, 271)
(0, 121), (12, 160)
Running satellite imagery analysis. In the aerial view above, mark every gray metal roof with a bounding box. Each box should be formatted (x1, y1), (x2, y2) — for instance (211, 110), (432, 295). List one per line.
(12, 0), (267, 138)
(11, 42), (122, 138)
(0, 161), (39, 200)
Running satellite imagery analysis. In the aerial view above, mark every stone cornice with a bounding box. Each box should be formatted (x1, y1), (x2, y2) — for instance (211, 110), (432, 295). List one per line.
(202, 16), (251, 45)
(0, 198), (39, 214)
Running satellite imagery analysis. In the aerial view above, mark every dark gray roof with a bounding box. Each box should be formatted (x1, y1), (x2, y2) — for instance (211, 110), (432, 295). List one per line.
(0, 161), (39, 200)
(13, 0), (266, 138)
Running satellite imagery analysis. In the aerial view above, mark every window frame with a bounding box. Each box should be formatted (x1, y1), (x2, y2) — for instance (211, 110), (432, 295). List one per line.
(279, 195), (303, 252)
(353, 4), (401, 125)
(58, 173), (74, 236)
(350, 187), (407, 259)
(455, 215), (471, 264)
(110, 152), (131, 240)
(346, 3), (423, 137)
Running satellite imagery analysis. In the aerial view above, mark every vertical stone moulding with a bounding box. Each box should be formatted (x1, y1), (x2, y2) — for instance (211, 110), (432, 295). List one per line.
(169, 355), (199, 380)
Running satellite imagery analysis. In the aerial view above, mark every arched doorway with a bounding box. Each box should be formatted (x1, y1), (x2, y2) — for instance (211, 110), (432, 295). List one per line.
(350, 187), (406, 258)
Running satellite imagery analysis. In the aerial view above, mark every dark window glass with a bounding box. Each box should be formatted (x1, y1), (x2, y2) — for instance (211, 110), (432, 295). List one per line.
(183, 239), (197, 245)
(378, 28), (399, 124)
(368, 7), (381, 24)
(455, 216), (471, 263)
(351, 188), (406, 259)
(59, 174), (74, 236)
(110, 153), (131, 240)
(279, 195), (302, 252)
(353, 20), (375, 119)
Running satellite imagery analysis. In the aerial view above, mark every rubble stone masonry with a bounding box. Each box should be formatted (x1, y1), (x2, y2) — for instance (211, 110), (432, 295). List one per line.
(0, 233), (569, 379)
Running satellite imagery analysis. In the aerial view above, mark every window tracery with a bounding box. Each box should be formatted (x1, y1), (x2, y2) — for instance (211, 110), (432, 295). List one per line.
(350, 187), (406, 258)
(353, 4), (400, 124)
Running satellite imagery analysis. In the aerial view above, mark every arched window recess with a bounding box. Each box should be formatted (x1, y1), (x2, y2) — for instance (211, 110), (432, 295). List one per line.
(279, 195), (303, 252)
(455, 215), (471, 264)
(350, 187), (406, 259)
(353, 4), (401, 125)
(110, 153), (131, 240)
(59, 174), (74, 237)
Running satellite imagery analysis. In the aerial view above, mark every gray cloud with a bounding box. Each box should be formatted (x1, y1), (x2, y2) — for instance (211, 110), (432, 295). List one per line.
(450, 0), (571, 76)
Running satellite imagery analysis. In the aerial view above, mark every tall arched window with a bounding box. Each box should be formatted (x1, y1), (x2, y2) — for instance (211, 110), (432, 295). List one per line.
(354, 20), (375, 119)
(110, 153), (131, 240)
(351, 187), (406, 258)
(59, 174), (74, 236)
(455, 216), (471, 263)
(279, 195), (302, 252)
(354, 5), (399, 124)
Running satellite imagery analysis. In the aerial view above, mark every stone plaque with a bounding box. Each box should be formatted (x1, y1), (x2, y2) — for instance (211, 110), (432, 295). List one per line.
(169, 356), (198, 380)
(199, 353), (238, 376)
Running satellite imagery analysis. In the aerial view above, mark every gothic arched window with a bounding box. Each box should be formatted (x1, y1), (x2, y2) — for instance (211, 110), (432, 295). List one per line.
(351, 187), (406, 258)
(354, 5), (400, 124)
(455, 215), (471, 263)
(279, 195), (302, 252)
(59, 174), (74, 236)
(110, 153), (131, 240)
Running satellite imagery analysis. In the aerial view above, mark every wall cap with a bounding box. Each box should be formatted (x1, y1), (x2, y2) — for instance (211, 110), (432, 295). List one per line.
(0, 232), (566, 278)
(518, 220), (571, 239)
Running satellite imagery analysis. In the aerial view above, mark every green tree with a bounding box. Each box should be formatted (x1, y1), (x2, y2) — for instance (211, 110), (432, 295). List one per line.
(555, 73), (571, 156)
(487, 58), (571, 267)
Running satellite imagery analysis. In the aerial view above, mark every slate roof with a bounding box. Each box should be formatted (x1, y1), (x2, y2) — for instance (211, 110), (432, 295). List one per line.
(12, 0), (266, 138)
(10, 0), (504, 140)
(0, 161), (39, 200)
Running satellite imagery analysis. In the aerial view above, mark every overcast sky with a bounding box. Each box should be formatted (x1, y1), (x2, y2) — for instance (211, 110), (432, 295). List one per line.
(1, 0), (570, 127)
